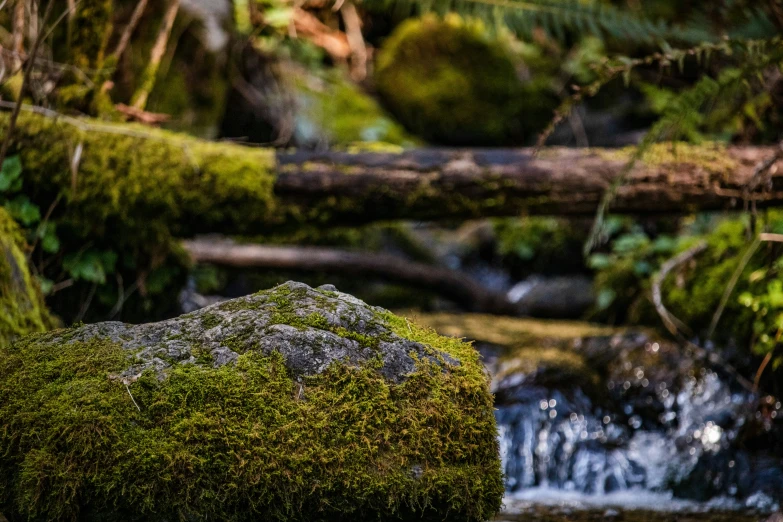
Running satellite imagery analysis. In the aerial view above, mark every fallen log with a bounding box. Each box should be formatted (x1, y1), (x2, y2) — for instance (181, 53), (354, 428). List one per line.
(4, 109), (783, 237)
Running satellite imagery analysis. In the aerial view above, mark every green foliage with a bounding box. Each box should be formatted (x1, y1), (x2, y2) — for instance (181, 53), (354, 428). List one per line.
(493, 217), (586, 275)
(289, 66), (417, 147)
(591, 212), (783, 370)
(0, 208), (54, 347)
(365, 0), (710, 46)
(1, 112), (276, 323)
(62, 249), (118, 285)
(375, 15), (558, 145)
(0, 296), (503, 521)
(739, 275), (783, 369)
(589, 217), (681, 321)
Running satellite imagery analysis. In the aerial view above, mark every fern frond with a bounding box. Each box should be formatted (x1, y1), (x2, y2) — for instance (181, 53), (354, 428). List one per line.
(362, 0), (713, 46)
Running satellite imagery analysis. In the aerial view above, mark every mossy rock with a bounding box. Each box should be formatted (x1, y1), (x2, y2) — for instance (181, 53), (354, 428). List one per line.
(375, 15), (558, 146)
(0, 282), (503, 521)
(0, 208), (53, 347)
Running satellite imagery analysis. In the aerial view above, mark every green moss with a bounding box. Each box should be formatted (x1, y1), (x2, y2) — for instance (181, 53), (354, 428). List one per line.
(408, 311), (617, 347)
(200, 312), (221, 330)
(662, 218), (768, 341)
(68, 0), (113, 71)
(0, 307), (503, 521)
(0, 208), (54, 347)
(404, 312), (613, 389)
(493, 217), (587, 275)
(291, 66), (417, 147)
(591, 212), (783, 349)
(55, 0), (115, 115)
(375, 15), (558, 145)
(1, 111), (276, 322)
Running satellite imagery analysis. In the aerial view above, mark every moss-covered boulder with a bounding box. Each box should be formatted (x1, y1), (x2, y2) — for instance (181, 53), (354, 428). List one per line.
(0, 281), (503, 522)
(0, 208), (52, 347)
(375, 15), (558, 146)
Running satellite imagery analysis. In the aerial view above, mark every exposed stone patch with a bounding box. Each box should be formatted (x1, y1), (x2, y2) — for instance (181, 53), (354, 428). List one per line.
(67, 281), (456, 383)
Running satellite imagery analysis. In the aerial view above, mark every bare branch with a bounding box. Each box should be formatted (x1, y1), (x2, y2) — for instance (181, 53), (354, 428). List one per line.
(130, 0), (180, 110)
(183, 239), (518, 314)
(652, 241), (708, 337)
(112, 0), (150, 60)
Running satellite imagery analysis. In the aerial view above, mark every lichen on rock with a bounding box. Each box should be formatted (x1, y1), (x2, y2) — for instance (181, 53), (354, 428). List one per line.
(0, 281), (503, 522)
(0, 208), (53, 347)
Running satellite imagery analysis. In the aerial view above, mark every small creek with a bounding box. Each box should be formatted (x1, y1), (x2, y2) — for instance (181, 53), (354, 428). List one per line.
(479, 331), (782, 522)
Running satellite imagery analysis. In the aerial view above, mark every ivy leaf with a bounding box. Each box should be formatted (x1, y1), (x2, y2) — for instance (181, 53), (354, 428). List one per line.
(588, 253), (613, 270)
(513, 242), (535, 261)
(37, 222), (60, 253)
(0, 156), (23, 193)
(63, 249), (118, 285)
(597, 288), (617, 310)
(36, 276), (54, 296)
(4, 195), (41, 225)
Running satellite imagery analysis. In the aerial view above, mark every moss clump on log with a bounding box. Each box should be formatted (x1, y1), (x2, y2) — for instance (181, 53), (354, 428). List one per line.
(375, 15), (557, 145)
(0, 282), (503, 521)
(0, 208), (53, 347)
(3, 111), (276, 321)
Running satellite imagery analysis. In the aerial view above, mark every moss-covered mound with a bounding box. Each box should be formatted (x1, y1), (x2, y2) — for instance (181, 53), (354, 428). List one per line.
(0, 282), (503, 522)
(0, 208), (52, 347)
(375, 15), (558, 145)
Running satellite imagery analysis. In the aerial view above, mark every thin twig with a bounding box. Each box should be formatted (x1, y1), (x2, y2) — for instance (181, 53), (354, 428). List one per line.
(652, 245), (757, 392)
(125, 384), (141, 412)
(652, 241), (708, 336)
(75, 282), (97, 322)
(27, 192), (61, 258)
(0, 0), (54, 172)
(130, 0), (180, 110)
(707, 235), (762, 341)
(753, 351), (773, 392)
(340, 1), (367, 81)
(112, 0), (149, 60)
(12, 0), (24, 69)
(0, 47), (97, 87)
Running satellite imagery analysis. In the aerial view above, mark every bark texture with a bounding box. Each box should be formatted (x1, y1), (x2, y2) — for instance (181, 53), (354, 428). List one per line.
(275, 145), (783, 225)
(6, 111), (783, 233)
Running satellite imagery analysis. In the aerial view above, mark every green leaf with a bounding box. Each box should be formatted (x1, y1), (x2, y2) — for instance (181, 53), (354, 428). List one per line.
(63, 249), (118, 285)
(0, 155), (22, 192)
(37, 222), (60, 253)
(588, 253), (613, 270)
(36, 276), (54, 296)
(597, 288), (616, 310)
(513, 242), (535, 261)
(612, 233), (650, 254)
(4, 195), (41, 225)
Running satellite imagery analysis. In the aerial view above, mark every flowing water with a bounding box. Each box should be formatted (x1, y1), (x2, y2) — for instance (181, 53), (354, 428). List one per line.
(483, 334), (782, 521)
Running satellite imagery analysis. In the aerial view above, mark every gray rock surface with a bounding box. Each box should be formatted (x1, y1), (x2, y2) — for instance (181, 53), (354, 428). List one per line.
(67, 281), (456, 382)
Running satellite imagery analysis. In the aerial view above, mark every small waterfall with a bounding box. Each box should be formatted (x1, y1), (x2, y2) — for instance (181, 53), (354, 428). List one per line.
(489, 336), (783, 512)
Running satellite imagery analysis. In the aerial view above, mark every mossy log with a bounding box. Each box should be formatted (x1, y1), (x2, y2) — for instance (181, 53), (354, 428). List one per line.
(5, 110), (783, 236)
(0, 281), (503, 522)
(0, 208), (53, 347)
